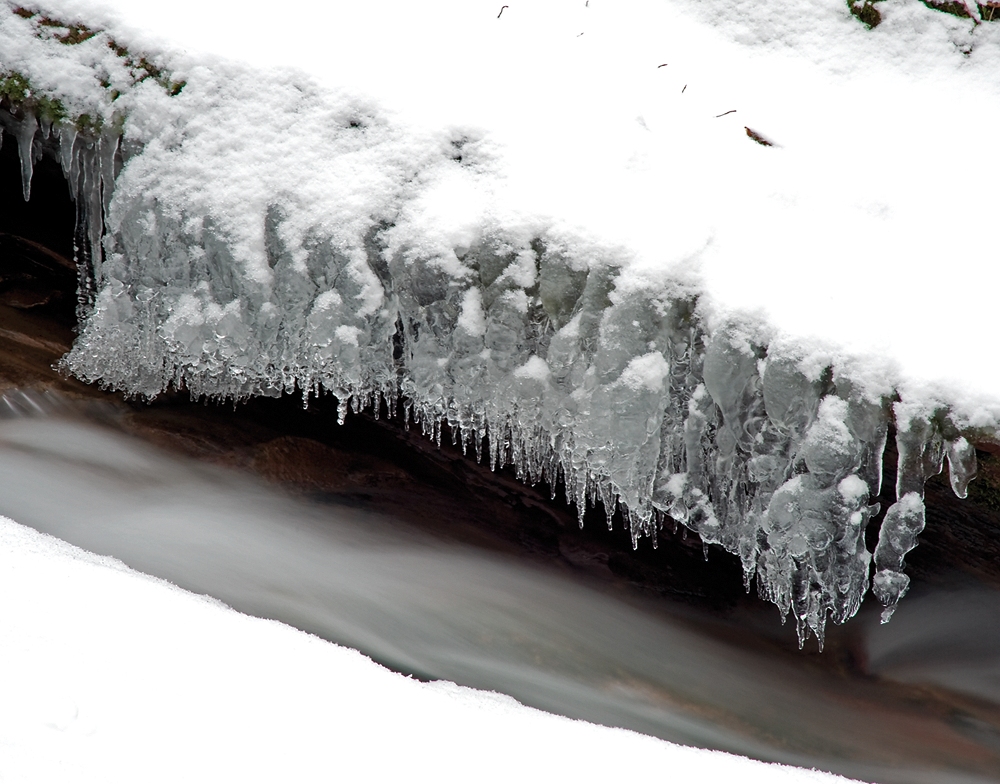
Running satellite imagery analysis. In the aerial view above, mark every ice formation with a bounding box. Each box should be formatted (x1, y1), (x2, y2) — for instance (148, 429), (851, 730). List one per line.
(0, 1), (995, 647)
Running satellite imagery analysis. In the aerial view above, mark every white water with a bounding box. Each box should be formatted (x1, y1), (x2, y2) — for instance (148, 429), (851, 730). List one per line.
(0, 403), (997, 784)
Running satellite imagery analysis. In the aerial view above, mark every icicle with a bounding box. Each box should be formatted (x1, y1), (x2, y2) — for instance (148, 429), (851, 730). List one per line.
(870, 410), (954, 622)
(99, 128), (118, 216)
(85, 142), (104, 274)
(946, 437), (977, 499)
(872, 492), (924, 622)
(14, 109), (38, 201)
(57, 123), (78, 197)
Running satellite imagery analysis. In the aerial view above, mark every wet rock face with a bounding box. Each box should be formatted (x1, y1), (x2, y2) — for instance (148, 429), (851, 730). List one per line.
(906, 446), (1000, 592)
(0, 233), (76, 320)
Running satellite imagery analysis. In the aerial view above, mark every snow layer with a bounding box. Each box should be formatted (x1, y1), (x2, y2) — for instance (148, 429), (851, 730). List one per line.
(37, 0), (1000, 402)
(0, 515), (860, 784)
(1, 0), (999, 641)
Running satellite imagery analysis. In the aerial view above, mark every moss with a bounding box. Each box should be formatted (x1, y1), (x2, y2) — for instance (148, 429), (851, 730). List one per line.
(918, 0), (1000, 20)
(848, 0), (884, 28)
(848, 0), (999, 26)
(0, 71), (67, 124)
(34, 93), (66, 124)
(74, 112), (103, 135)
(13, 6), (98, 44)
(0, 71), (31, 103)
(922, 0), (975, 17)
(12, 6), (185, 97)
(2, 4), (191, 138)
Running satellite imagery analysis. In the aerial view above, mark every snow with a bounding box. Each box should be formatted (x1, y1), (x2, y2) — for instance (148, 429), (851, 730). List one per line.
(30, 0), (999, 399)
(1, 0), (998, 635)
(0, 514), (860, 784)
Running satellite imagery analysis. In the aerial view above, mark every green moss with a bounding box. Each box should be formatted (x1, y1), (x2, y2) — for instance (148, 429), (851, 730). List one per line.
(922, 0), (974, 17)
(847, 0), (885, 28)
(12, 6), (186, 98)
(0, 71), (31, 103)
(34, 93), (66, 123)
(0, 71), (67, 123)
(849, 0), (999, 26)
(73, 113), (102, 134)
(918, 0), (1000, 20)
(3, 9), (186, 140)
(129, 55), (186, 96)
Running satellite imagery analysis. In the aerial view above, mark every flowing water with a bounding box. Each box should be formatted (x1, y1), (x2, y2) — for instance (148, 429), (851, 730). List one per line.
(1, 398), (999, 784)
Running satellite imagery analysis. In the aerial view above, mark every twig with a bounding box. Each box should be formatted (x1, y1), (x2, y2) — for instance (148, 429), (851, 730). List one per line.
(681, 84), (687, 93)
(658, 63), (668, 68)
(715, 109), (736, 118)
(745, 127), (773, 147)
(498, 5), (508, 18)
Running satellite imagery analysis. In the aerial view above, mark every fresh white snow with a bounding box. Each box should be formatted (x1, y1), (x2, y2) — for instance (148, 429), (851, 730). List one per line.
(23, 0), (999, 403)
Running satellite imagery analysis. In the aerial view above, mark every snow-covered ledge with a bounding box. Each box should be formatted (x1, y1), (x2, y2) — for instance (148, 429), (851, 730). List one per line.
(2, 0), (998, 647)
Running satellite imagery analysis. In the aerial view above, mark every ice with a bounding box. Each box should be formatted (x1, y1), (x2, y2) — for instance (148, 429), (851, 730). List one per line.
(947, 436), (977, 500)
(2, 0), (999, 644)
(12, 108), (36, 200)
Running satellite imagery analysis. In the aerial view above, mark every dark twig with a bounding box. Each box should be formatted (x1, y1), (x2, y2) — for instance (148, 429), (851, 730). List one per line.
(498, 5), (508, 18)
(745, 127), (774, 147)
(715, 109), (736, 118)
(658, 63), (668, 68)
(681, 84), (687, 93)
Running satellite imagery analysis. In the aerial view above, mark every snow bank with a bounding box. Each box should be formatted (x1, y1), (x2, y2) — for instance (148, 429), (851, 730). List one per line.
(0, 516), (860, 783)
(1, 0), (998, 642)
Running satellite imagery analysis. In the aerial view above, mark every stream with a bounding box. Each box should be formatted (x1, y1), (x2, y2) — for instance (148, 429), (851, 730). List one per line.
(1, 397), (999, 784)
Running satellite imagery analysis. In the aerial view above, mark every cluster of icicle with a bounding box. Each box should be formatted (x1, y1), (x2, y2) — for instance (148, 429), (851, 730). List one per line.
(2, 104), (982, 650)
(0, 105), (119, 321)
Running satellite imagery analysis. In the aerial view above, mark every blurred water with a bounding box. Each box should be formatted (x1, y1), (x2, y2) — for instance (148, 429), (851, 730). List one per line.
(866, 590), (1000, 707)
(0, 399), (998, 784)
